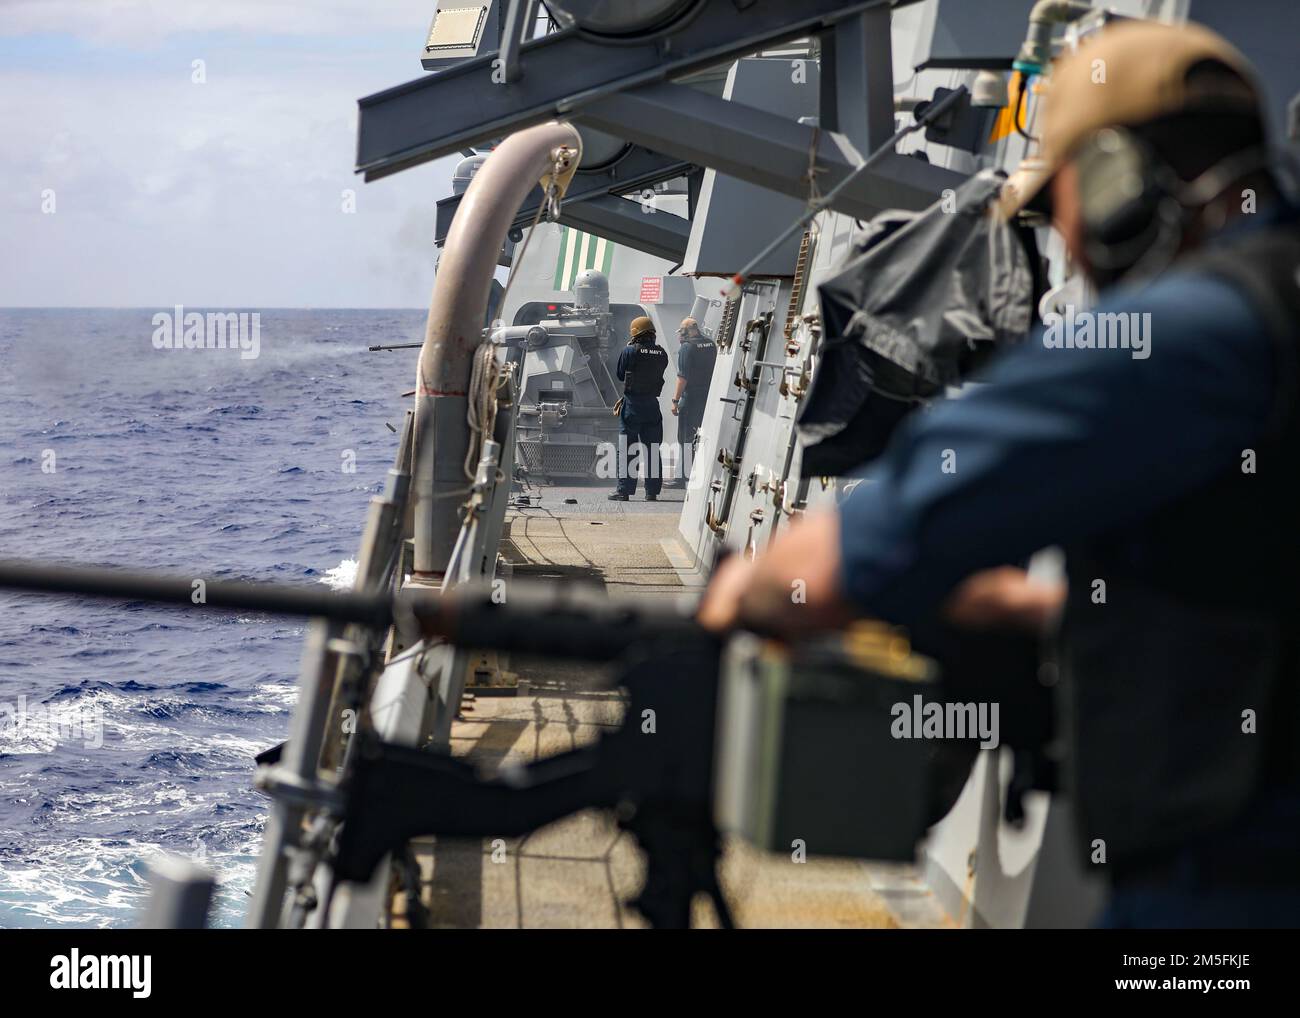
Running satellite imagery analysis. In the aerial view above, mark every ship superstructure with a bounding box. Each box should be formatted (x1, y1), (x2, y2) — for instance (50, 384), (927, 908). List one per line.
(165, 0), (1300, 931)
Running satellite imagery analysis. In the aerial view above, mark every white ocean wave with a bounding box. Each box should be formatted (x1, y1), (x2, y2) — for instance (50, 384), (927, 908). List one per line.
(0, 828), (264, 929)
(255, 681), (296, 711)
(320, 557), (358, 591)
(0, 688), (122, 755)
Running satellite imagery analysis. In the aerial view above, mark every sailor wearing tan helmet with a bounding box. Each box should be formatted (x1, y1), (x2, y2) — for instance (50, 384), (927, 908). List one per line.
(610, 315), (670, 501)
(703, 20), (1300, 927)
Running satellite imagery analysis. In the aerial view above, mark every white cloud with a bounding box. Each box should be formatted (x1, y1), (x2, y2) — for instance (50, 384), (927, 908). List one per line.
(0, 0), (435, 46)
(0, 5), (460, 307)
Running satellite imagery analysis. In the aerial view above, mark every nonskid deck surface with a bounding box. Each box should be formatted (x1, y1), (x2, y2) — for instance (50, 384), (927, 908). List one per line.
(389, 489), (951, 928)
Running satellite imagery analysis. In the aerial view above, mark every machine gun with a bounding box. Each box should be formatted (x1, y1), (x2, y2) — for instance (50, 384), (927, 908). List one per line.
(0, 560), (1051, 928)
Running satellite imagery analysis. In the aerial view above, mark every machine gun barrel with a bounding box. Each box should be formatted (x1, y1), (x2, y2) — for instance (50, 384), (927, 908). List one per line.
(431, 582), (710, 661)
(0, 560), (705, 663)
(0, 559), (391, 627)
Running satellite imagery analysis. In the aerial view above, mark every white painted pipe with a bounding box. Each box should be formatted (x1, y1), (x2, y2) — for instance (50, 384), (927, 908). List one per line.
(412, 122), (581, 577)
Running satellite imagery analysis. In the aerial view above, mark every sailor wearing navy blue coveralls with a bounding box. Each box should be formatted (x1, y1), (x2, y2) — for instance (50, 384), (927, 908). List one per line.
(672, 318), (717, 447)
(610, 316), (669, 501)
(701, 22), (1300, 927)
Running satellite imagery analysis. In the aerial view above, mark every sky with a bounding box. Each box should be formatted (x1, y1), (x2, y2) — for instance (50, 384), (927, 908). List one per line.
(0, 0), (465, 308)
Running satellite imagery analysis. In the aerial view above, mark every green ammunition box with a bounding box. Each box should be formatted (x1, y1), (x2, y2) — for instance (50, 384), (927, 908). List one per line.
(714, 629), (942, 861)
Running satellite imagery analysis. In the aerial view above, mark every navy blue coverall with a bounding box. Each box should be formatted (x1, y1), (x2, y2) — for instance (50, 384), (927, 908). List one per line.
(676, 334), (715, 447)
(833, 206), (1300, 926)
(615, 342), (665, 498)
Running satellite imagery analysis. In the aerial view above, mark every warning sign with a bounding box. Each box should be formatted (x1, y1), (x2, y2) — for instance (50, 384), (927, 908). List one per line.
(639, 277), (663, 304)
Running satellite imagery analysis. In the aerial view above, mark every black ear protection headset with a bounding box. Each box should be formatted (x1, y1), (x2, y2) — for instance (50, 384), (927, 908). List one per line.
(1072, 123), (1270, 288)
(1074, 126), (1184, 287)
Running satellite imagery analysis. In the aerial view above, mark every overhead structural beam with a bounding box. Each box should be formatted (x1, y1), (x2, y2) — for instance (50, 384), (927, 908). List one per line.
(557, 195), (690, 264)
(498, 0), (537, 84)
(435, 148), (693, 246)
(356, 0), (898, 180)
(820, 5), (897, 152)
(573, 82), (964, 218)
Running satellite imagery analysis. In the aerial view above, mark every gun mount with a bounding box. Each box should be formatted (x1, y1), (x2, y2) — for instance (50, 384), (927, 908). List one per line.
(499, 271), (637, 481)
(0, 558), (1050, 929)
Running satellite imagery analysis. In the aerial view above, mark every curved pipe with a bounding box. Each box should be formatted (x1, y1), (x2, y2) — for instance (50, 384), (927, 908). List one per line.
(1013, 1), (1094, 75)
(413, 121), (582, 577)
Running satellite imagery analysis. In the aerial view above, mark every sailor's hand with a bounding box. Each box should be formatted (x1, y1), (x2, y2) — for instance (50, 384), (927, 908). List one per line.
(698, 554), (752, 632)
(942, 566), (1065, 632)
(698, 511), (855, 639)
(671, 405), (679, 416)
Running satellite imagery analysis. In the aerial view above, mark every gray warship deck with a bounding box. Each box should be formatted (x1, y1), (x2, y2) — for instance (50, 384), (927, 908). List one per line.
(387, 492), (949, 929)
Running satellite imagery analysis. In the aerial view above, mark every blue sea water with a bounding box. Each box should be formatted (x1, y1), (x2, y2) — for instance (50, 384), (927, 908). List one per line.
(0, 308), (423, 927)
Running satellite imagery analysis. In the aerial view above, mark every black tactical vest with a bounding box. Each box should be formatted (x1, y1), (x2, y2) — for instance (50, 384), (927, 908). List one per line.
(681, 336), (717, 389)
(1059, 222), (1300, 872)
(624, 342), (669, 396)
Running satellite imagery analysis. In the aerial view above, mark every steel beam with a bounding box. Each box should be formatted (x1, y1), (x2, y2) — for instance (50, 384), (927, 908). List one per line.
(356, 0), (896, 180)
(438, 191), (689, 262)
(820, 6), (896, 152)
(435, 147), (693, 246)
(573, 82), (964, 218)
(498, 0), (537, 84)
(557, 194), (690, 263)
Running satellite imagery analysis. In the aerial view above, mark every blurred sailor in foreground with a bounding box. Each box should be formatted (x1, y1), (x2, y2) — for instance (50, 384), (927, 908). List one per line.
(702, 21), (1300, 927)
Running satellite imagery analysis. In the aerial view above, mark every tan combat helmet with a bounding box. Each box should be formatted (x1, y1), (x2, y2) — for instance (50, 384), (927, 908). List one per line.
(1000, 20), (1261, 218)
(629, 316), (656, 340)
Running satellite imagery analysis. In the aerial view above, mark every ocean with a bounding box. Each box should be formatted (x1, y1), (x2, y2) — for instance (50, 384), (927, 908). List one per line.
(0, 308), (425, 927)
